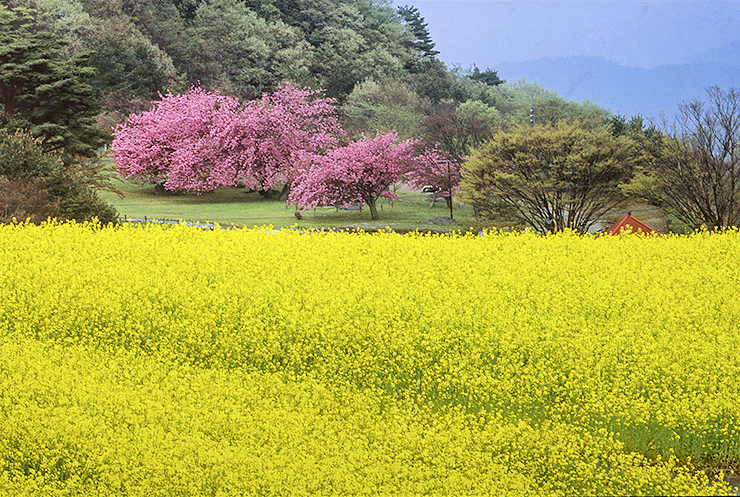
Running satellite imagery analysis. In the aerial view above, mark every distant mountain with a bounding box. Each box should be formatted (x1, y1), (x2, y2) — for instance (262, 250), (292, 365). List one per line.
(496, 56), (740, 121)
(681, 38), (740, 68)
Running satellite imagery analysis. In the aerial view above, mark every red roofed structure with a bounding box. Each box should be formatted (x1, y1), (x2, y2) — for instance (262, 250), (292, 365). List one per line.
(604, 215), (657, 235)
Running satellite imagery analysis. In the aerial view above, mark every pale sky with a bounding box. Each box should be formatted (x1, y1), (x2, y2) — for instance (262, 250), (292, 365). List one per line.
(392, 1), (740, 70)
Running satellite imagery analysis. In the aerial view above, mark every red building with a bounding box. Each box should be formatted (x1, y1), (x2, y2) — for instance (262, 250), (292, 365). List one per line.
(604, 215), (657, 235)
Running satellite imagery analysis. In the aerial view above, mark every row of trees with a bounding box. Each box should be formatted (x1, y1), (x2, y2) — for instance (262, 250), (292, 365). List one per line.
(11, 0), (447, 107)
(112, 84), (451, 220)
(112, 80), (740, 232)
(462, 87), (740, 233)
(113, 85), (344, 195)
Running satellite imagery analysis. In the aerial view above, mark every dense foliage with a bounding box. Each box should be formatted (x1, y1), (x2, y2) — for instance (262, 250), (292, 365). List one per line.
(0, 221), (738, 495)
(461, 120), (641, 233)
(6, 0), (608, 134)
(0, 5), (109, 161)
(0, 129), (118, 224)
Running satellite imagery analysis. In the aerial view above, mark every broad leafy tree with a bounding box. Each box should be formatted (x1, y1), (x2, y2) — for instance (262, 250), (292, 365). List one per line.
(112, 87), (238, 192)
(461, 120), (640, 233)
(409, 58), (453, 105)
(191, 0), (313, 94)
(343, 77), (427, 140)
(212, 83), (345, 197)
(88, 38), (167, 102)
(238, 0), (417, 100)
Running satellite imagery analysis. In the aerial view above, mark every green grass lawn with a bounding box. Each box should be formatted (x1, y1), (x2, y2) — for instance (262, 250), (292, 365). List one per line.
(99, 177), (480, 231)
(99, 175), (673, 233)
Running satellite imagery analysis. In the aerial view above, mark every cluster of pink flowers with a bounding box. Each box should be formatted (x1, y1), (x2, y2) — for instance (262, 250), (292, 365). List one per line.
(289, 132), (420, 220)
(111, 88), (238, 192)
(112, 84), (344, 193)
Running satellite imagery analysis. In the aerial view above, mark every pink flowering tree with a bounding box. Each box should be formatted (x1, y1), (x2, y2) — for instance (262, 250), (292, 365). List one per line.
(111, 84), (344, 195)
(212, 84), (345, 197)
(290, 132), (420, 220)
(405, 145), (461, 219)
(111, 88), (240, 192)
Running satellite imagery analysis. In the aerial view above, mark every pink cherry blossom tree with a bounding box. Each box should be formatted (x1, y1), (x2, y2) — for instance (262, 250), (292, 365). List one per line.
(111, 87), (240, 192)
(290, 132), (420, 220)
(211, 84), (345, 197)
(405, 145), (461, 219)
(111, 84), (344, 195)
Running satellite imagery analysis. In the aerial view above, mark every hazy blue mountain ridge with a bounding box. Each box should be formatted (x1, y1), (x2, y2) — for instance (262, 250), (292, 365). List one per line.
(496, 56), (740, 121)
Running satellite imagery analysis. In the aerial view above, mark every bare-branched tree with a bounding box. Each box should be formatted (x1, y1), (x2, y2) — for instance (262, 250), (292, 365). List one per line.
(633, 87), (740, 230)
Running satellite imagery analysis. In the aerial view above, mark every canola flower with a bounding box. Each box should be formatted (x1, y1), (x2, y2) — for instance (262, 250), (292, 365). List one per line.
(0, 220), (738, 495)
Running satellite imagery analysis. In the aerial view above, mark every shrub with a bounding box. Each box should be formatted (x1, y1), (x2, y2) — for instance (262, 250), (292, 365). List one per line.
(0, 129), (117, 224)
(0, 176), (58, 223)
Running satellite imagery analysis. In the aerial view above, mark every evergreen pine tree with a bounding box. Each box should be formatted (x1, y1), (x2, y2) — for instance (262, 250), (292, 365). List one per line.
(0, 6), (110, 162)
(397, 5), (440, 60)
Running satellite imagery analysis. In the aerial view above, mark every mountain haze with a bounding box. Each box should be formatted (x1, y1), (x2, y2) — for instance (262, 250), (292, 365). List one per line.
(496, 56), (740, 121)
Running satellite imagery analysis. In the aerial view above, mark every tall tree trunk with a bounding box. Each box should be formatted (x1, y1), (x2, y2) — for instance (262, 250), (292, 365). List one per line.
(278, 181), (291, 201)
(366, 197), (379, 220)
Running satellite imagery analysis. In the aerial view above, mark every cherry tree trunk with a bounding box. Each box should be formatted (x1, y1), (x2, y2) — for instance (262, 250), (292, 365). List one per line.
(278, 182), (291, 201)
(366, 197), (380, 220)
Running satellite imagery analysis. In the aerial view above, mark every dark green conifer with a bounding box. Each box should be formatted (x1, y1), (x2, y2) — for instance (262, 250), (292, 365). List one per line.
(0, 6), (110, 162)
(397, 5), (439, 59)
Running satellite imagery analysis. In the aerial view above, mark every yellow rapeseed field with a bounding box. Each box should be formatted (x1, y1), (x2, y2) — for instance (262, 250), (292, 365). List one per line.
(0, 220), (738, 495)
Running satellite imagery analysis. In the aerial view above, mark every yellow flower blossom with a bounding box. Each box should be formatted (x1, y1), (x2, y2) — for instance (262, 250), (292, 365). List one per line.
(0, 220), (737, 495)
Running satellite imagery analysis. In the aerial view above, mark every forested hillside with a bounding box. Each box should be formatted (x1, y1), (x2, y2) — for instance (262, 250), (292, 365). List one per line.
(5, 0), (607, 134)
(1, 0), (621, 226)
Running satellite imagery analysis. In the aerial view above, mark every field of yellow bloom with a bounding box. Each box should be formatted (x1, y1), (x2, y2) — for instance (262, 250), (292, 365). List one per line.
(0, 221), (738, 495)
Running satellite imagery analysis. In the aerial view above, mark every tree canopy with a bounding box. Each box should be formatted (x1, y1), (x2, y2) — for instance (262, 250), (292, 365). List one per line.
(461, 120), (640, 233)
(0, 5), (117, 223)
(4, 0), (611, 140)
(0, 5), (109, 161)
